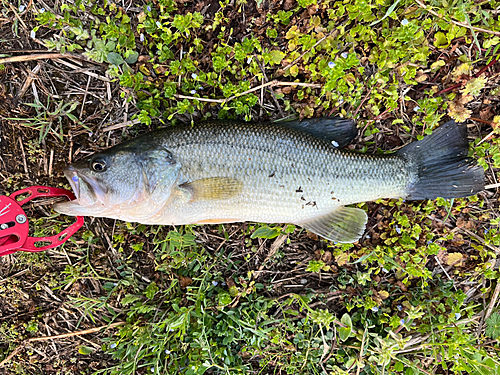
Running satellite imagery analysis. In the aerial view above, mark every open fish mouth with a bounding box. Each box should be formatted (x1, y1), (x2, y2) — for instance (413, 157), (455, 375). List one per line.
(64, 165), (81, 200)
(55, 166), (107, 216)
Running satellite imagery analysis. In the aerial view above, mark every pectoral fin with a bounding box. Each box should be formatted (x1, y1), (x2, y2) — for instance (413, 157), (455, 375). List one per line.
(300, 206), (367, 243)
(181, 177), (243, 202)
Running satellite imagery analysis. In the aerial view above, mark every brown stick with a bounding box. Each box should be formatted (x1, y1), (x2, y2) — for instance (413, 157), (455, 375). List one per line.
(26, 321), (126, 342)
(0, 53), (65, 64)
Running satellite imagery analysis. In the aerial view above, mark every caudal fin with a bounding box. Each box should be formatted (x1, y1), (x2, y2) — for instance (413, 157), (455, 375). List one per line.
(397, 120), (484, 200)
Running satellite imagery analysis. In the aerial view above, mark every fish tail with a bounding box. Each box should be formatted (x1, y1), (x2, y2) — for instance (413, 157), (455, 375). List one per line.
(397, 120), (484, 200)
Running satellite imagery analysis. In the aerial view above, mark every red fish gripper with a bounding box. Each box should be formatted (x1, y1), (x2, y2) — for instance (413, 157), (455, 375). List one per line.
(0, 186), (84, 257)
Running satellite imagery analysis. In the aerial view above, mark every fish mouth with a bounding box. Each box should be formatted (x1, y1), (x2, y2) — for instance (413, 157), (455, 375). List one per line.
(64, 165), (80, 200)
(55, 165), (105, 216)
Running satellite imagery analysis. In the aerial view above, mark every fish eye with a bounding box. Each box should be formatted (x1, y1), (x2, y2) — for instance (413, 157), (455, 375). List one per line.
(91, 158), (107, 172)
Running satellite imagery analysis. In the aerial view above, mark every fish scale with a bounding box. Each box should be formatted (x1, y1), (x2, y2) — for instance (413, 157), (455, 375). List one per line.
(54, 119), (484, 243)
(155, 122), (410, 225)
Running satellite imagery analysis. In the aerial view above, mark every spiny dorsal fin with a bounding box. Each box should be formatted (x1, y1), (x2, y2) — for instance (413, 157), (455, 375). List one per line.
(299, 206), (367, 243)
(282, 117), (357, 147)
(180, 177), (243, 202)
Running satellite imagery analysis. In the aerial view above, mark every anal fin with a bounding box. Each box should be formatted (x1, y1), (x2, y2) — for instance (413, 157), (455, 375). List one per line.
(299, 206), (367, 243)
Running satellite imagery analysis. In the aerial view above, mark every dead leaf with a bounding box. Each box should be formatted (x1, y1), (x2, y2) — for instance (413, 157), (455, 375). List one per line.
(446, 252), (464, 267)
(314, 249), (322, 260)
(450, 233), (465, 246)
(456, 217), (466, 228)
(396, 280), (408, 292)
(416, 73), (428, 83)
(307, 231), (319, 241)
(322, 251), (332, 263)
(179, 276), (193, 288)
(335, 253), (349, 266)
(480, 106), (494, 121)
(379, 290), (390, 299)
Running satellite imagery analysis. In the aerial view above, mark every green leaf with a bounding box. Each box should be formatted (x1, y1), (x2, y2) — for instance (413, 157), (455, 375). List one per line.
(433, 32), (449, 48)
(125, 50), (139, 64)
(338, 326), (350, 342)
(251, 226), (280, 239)
(107, 52), (124, 65)
(78, 345), (94, 355)
(340, 313), (352, 330)
(269, 50), (285, 65)
(306, 260), (326, 272)
(145, 282), (159, 299)
(338, 313), (352, 342)
(485, 312), (500, 339)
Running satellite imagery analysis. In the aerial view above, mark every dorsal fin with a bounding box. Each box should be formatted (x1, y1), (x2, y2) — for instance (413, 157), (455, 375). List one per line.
(281, 117), (357, 147)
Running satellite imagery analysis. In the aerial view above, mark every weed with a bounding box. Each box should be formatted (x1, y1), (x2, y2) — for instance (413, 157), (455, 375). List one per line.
(2, 0), (497, 374)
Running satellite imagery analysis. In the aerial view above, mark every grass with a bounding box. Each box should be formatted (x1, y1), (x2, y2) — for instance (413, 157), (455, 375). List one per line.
(0, 0), (500, 374)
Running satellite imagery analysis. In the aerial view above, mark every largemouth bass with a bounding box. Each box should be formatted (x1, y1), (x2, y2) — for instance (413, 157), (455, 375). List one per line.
(54, 118), (484, 243)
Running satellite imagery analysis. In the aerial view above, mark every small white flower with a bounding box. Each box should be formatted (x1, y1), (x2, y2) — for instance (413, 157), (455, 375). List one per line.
(338, 98), (344, 103)
(212, 281), (218, 286)
(395, 226), (401, 234)
(190, 90), (196, 95)
(400, 319), (405, 325)
(455, 313), (461, 320)
(341, 52), (348, 58)
(372, 306), (379, 312)
(382, 268), (389, 273)
(40, 8), (45, 13)
(110, 343), (117, 348)
(140, 33), (145, 42)
(156, 21), (161, 28)
(331, 140), (339, 147)
(151, 367), (155, 373)
(401, 19), (409, 26)
(19, 5), (26, 12)
(328, 61), (335, 68)
(191, 73), (198, 79)
(413, 106), (420, 112)
(247, 57), (252, 64)
(165, 349), (171, 355)
(30, 30), (36, 39)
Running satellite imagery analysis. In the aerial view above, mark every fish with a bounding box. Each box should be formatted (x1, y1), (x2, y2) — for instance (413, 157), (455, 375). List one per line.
(54, 117), (484, 243)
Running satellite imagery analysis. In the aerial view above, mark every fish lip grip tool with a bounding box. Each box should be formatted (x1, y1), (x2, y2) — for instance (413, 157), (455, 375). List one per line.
(0, 186), (84, 257)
